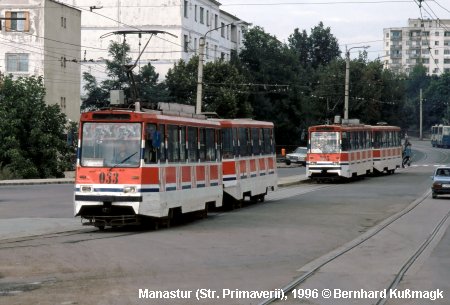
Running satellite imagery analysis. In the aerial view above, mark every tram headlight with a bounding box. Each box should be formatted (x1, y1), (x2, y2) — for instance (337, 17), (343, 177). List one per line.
(123, 186), (137, 193)
(80, 185), (93, 193)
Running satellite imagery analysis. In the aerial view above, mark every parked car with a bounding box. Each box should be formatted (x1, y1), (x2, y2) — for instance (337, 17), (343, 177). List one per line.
(431, 166), (450, 199)
(285, 147), (307, 166)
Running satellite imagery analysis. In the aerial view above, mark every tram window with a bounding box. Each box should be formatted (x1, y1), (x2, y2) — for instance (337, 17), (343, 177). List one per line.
(159, 124), (166, 162)
(263, 128), (271, 154)
(216, 129), (221, 161)
(239, 127), (250, 156)
(199, 128), (206, 161)
(222, 128), (234, 159)
(180, 126), (186, 162)
(188, 127), (198, 162)
(233, 128), (239, 156)
(252, 128), (260, 155)
(206, 128), (215, 161)
(144, 123), (160, 164)
(342, 132), (350, 151)
(167, 125), (180, 163)
(373, 132), (380, 148)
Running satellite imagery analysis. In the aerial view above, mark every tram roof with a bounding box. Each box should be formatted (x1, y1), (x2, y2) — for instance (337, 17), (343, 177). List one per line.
(211, 118), (274, 128)
(80, 109), (221, 127)
(309, 124), (400, 132)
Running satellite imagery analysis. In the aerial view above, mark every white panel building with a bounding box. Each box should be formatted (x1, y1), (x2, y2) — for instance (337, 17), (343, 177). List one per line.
(58, 0), (247, 85)
(383, 19), (450, 76)
(0, 0), (81, 122)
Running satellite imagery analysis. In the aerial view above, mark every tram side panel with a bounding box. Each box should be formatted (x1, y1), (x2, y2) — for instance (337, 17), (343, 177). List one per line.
(372, 126), (402, 173)
(218, 120), (278, 201)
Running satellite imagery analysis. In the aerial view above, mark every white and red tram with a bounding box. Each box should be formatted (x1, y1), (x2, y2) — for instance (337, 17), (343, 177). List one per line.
(217, 119), (277, 205)
(74, 109), (223, 228)
(74, 107), (277, 229)
(371, 125), (402, 174)
(306, 122), (402, 180)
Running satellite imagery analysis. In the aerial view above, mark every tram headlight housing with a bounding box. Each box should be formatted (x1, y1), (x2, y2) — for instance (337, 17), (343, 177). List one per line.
(123, 186), (137, 193)
(80, 185), (93, 193)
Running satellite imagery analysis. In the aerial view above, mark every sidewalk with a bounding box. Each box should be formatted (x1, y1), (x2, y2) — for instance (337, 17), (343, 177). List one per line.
(0, 167), (309, 187)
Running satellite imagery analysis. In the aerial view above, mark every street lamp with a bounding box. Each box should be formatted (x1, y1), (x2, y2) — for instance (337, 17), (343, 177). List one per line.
(344, 45), (369, 120)
(195, 21), (245, 114)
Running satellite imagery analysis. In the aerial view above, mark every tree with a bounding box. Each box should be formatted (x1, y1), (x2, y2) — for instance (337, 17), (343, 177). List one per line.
(164, 57), (199, 105)
(82, 41), (167, 110)
(0, 76), (68, 178)
(288, 22), (341, 69)
(164, 56), (252, 118)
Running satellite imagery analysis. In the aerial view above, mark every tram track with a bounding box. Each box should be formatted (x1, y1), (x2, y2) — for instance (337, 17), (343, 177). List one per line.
(0, 228), (147, 250)
(258, 187), (447, 305)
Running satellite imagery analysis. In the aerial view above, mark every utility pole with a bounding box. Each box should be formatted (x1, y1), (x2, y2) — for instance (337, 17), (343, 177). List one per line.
(196, 36), (205, 114)
(420, 88), (423, 140)
(344, 45), (369, 121)
(196, 21), (245, 114)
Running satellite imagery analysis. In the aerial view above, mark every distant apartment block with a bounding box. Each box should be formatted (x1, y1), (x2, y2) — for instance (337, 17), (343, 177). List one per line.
(59, 0), (248, 88)
(0, 0), (81, 122)
(383, 18), (450, 75)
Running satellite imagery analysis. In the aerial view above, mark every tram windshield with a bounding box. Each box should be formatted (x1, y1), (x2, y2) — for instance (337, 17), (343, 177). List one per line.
(80, 122), (141, 167)
(310, 131), (340, 153)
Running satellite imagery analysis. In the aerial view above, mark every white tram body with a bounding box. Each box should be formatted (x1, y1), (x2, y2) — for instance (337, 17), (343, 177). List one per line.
(217, 119), (278, 202)
(74, 107), (278, 228)
(372, 125), (402, 173)
(306, 122), (402, 180)
(74, 110), (223, 227)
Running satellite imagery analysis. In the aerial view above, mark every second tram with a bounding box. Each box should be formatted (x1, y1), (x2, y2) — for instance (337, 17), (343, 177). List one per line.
(306, 121), (402, 180)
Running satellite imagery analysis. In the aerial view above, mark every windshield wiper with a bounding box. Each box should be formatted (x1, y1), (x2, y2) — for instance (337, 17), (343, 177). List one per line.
(109, 151), (138, 171)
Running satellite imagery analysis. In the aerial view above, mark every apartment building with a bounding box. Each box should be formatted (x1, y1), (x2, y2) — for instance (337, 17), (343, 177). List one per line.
(58, 0), (247, 84)
(383, 18), (450, 75)
(0, 0), (81, 122)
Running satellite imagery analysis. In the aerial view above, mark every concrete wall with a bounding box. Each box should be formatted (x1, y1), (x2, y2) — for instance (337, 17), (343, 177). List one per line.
(59, 0), (246, 85)
(0, 0), (81, 122)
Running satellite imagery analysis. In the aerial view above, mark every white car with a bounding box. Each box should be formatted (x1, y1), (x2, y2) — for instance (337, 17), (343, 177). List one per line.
(285, 147), (307, 166)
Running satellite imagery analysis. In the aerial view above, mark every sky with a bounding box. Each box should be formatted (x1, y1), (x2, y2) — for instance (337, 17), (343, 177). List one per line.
(219, 0), (450, 60)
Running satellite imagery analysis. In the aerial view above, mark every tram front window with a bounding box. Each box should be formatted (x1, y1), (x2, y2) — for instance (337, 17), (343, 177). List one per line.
(310, 131), (340, 153)
(80, 122), (141, 167)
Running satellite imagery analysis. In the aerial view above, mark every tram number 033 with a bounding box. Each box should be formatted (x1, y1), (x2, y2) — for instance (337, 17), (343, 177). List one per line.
(292, 289), (319, 299)
(99, 172), (119, 184)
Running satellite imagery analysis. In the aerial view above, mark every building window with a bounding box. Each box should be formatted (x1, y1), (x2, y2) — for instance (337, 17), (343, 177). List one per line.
(6, 53), (29, 72)
(386, 33), (389, 38)
(227, 25), (229, 39)
(206, 10), (209, 26)
(435, 31), (440, 36)
(200, 7), (204, 24)
(435, 50), (439, 55)
(435, 59), (439, 64)
(61, 56), (66, 68)
(194, 38), (197, 52)
(184, 1), (188, 18)
(60, 97), (66, 111)
(61, 17), (66, 28)
(194, 5), (197, 21)
(215, 14), (218, 28)
(5, 11), (30, 32)
(184, 35), (189, 53)
(221, 22), (225, 37)
(435, 41), (439, 46)
(444, 58), (450, 64)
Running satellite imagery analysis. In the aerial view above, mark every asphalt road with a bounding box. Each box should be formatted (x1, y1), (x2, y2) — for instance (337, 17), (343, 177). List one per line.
(0, 140), (449, 305)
